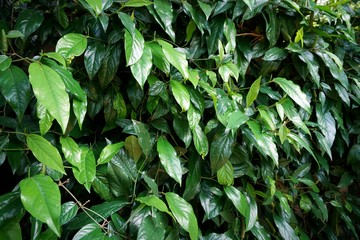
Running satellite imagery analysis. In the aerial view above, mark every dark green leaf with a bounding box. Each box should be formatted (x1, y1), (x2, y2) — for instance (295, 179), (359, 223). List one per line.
(0, 55), (11, 71)
(15, 10), (44, 39)
(263, 47), (288, 61)
(273, 214), (299, 240)
(60, 202), (78, 225)
(153, 0), (175, 41)
(98, 44), (121, 89)
(210, 128), (235, 174)
(148, 42), (170, 74)
(0, 191), (23, 228)
(192, 124), (209, 158)
(224, 186), (248, 217)
(137, 215), (166, 240)
(183, 155), (201, 201)
(131, 44), (152, 88)
(84, 40), (106, 80)
(72, 223), (104, 240)
(300, 194), (312, 213)
(250, 221), (271, 240)
(173, 115), (192, 148)
(133, 120), (152, 157)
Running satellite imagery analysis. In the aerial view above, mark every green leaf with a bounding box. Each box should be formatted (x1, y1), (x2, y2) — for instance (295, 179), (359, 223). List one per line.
(273, 77), (311, 114)
(138, 215), (166, 240)
(273, 214), (299, 240)
(43, 52), (66, 67)
(183, 1), (207, 35)
(118, 12), (136, 36)
(124, 29), (144, 66)
(29, 62), (70, 134)
(287, 133), (317, 161)
(224, 186), (248, 217)
(210, 128), (235, 174)
(157, 137), (182, 185)
(165, 192), (198, 240)
(217, 161), (234, 186)
(125, 135), (142, 162)
(36, 102), (54, 135)
(300, 194), (312, 213)
(173, 114), (192, 148)
(294, 27), (304, 47)
(97, 141), (125, 165)
(148, 42), (170, 74)
(0, 219), (22, 240)
(56, 33), (87, 60)
(73, 147), (96, 192)
(246, 76), (261, 108)
(170, 80), (190, 112)
(85, 0), (102, 15)
(158, 40), (189, 79)
(298, 51), (320, 87)
(60, 136), (81, 168)
(0, 55), (12, 71)
(245, 185), (258, 231)
(123, 0), (153, 7)
(224, 18), (237, 52)
(15, 9), (44, 39)
(183, 156), (201, 201)
(263, 47), (288, 61)
(153, 0), (175, 41)
(55, 6), (69, 29)
(98, 44), (121, 89)
(292, 163), (311, 179)
(72, 223), (104, 240)
(143, 174), (159, 196)
(20, 174), (61, 237)
(298, 178), (319, 193)
(192, 124), (209, 158)
(281, 98), (311, 135)
(0, 65), (31, 122)
(133, 120), (152, 157)
(198, 1), (213, 20)
(278, 124), (289, 144)
(309, 192), (328, 222)
(250, 221), (271, 240)
(130, 43), (152, 89)
(27, 134), (65, 174)
(136, 195), (173, 218)
(84, 40), (106, 80)
(226, 110), (249, 130)
(218, 62), (239, 83)
(73, 98), (87, 130)
(0, 191), (23, 228)
(60, 201), (78, 225)
(316, 104), (336, 156)
(6, 30), (24, 39)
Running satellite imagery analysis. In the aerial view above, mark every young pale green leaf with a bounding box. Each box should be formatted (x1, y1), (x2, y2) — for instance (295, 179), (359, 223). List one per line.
(0, 65), (31, 122)
(263, 47), (288, 61)
(192, 124), (209, 158)
(56, 33), (87, 60)
(226, 110), (249, 130)
(218, 62), (239, 83)
(27, 134), (65, 174)
(210, 128), (235, 174)
(217, 161), (234, 186)
(0, 55), (12, 71)
(165, 192), (198, 240)
(274, 77), (311, 114)
(60, 202), (78, 225)
(43, 52), (66, 67)
(29, 62), (70, 134)
(278, 124), (289, 144)
(294, 27), (304, 46)
(300, 194), (312, 213)
(133, 120), (152, 157)
(224, 186), (248, 217)
(36, 102), (54, 135)
(123, 0), (153, 7)
(170, 80), (190, 112)
(97, 142), (125, 165)
(60, 136), (81, 168)
(124, 29), (144, 66)
(273, 214), (299, 240)
(153, 0), (175, 41)
(130, 44), (152, 89)
(14, 9), (44, 39)
(85, 0), (102, 15)
(20, 174), (61, 237)
(84, 40), (106, 80)
(136, 195), (173, 218)
(158, 40), (189, 79)
(246, 76), (261, 108)
(157, 137), (182, 185)
(73, 147), (96, 192)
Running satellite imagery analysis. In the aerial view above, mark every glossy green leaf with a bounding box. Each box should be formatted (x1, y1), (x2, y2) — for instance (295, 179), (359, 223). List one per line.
(274, 77), (311, 113)
(300, 194), (312, 213)
(165, 192), (198, 240)
(15, 9), (44, 39)
(226, 110), (249, 130)
(298, 51), (320, 87)
(198, 1), (213, 20)
(192, 124), (209, 158)
(148, 42), (170, 74)
(170, 80), (190, 112)
(98, 44), (121, 88)
(224, 186), (248, 217)
(43, 52), (66, 67)
(0, 219), (22, 240)
(292, 163), (311, 179)
(0, 65), (31, 122)
(157, 137), (182, 185)
(224, 18), (236, 52)
(97, 141), (125, 165)
(263, 47), (288, 61)
(73, 98), (87, 130)
(36, 102), (54, 135)
(153, 0), (175, 41)
(6, 30), (24, 39)
(173, 114), (192, 148)
(218, 62), (239, 83)
(138, 215), (166, 240)
(251, 221), (271, 240)
(55, 6), (69, 29)
(124, 29), (144, 66)
(183, 156), (201, 201)
(0, 55), (11, 71)
(85, 0), (102, 15)
(245, 185), (258, 231)
(125, 135), (142, 162)
(316, 104), (336, 156)
(131, 44), (152, 89)
(246, 76), (261, 108)
(123, 0), (153, 7)
(20, 174), (61, 237)
(60, 202), (78, 225)
(118, 12), (135, 35)
(60, 136), (81, 168)
(27, 134), (65, 174)
(298, 178), (319, 193)
(133, 120), (152, 157)
(281, 98), (311, 135)
(84, 40), (106, 80)
(273, 214), (299, 240)
(0, 191), (23, 228)
(210, 128), (235, 173)
(136, 195), (173, 217)
(72, 223), (104, 240)
(309, 192), (328, 222)
(158, 40), (189, 79)
(278, 124), (289, 144)
(56, 33), (87, 60)
(73, 147), (96, 192)
(183, 1), (207, 35)
(29, 62), (70, 134)
(287, 133), (317, 161)
(217, 161), (234, 186)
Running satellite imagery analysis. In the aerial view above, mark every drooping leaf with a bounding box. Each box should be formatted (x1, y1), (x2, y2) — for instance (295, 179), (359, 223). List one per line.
(29, 62), (70, 134)
(165, 192), (198, 240)
(124, 29), (144, 66)
(148, 42), (170, 74)
(210, 128), (235, 174)
(136, 195), (173, 218)
(192, 124), (209, 158)
(218, 62), (239, 83)
(153, 0), (175, 41)
(60, 202), (78, 225)
(157, 137), (182, 185)
(20, 174), (61, 237)
(73, 147), (96, 192)
(36, 102), (53, 135)
(98, 44), (121, 88)
(27, 134), (65, 174)
(246, 76), (261, 108)
(0, 65), (31, 122)
(133, 120), (152, 157)
(0, 55), (12, 71)
(130, 43), (152, 89)
(170, 80), (190, 112)
(224, 186), (248, 217)
(97, 141), (125, 165)
(173, 114), (192, 148)
(56, 33), (87, 60)
(217, 161), (234, 186)
(0, 191), (23, 228)
(84, 40), (106, 80)
(273, 77), (311, 113)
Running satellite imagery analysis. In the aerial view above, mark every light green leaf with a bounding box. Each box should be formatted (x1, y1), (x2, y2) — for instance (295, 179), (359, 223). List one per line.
(73, 98), (87, 130)
(36, 102), (54, 135)
(124, 29), (144, 66)
(131, 44), (152, 89)
(133, 120), (152, 157)
(226, 110), (249, 130)
(20, 174), (61, 237)
(43, 52), (66, 67)
(224, 186), (248, 217)
(60, 136), (81, 168)
(218, 62), (239, 83)
(136, 195), (173, 218)
(73, 147), (96, 192)
(148, 42), (170, 74)
(85, 0), (102, 15)
(6, 30), (24, 39)
(197, 1), (213, 20)
(192, 124), (209, 158)
(217, 161), (234, 186)
(56, 33), (87, 60)
(273, 214), (299, 240)
(300, 194), (312, 213)
(118, 12), (135, 36)
(258, 108), (276, 131)
(274, 77), (311, 114)
(27, 134), (65, 174)
(294, 27), (304, 47)
(157, 137), (182, 185)
(281, 98), (311, 135)
(170, 80), (190, 112)
(158, 40), (189, 79)
(29, 62), (70, 133)
(246, 76), (261, 108)
(250, 221), (271, 240)
(165, 192), (198, 240)
(0, 65), (31, 122)
(298, 178), (320, 193)
(97, 141), (125, 165)
(153, 0), (175, 41)
(278, 124), (289, 144)
(123, 0), (153, 7)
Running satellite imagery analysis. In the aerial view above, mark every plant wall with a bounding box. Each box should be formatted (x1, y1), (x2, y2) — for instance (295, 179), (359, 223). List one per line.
(0, 0), (359, 239)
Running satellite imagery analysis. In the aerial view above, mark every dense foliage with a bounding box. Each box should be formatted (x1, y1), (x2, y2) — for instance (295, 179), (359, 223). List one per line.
(0, 0), (359, 239)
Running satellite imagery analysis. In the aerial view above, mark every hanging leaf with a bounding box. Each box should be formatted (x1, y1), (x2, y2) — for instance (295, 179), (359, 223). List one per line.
(20, 174), (61, 237)
(56, 33), (87, 60)
(84, 40), (106, 80)
(192, 124), (209, 158)
(153, 0), (175, 41)
(224, 186), (248, 217)
(148, 42), (170, 74)
(136, 195), (173, 218)
(73, 147), (96, 192)
(124, 29), (144, 66)
(60, 202), (78, 225)
(170, 80), (190, 112)
(165, 192), (198, 240)
(85, 0), (102, 16)
(36, 102), (54, 135)
(27, 134), (65, 174)
(246, 76), (261, 108)
(274, 77), (311, 114)
(133, 120), (152, 157)
(29, 62), (70, 134)
(273, 214), (299, 240)
(217, 161), (234, 186)
(130, 44), (152, 89)
(73, 98), (87, 130)
(173, 114), (192, 148)
(97, 141), (125, 165)
(210, 128), (235, 174)
(0, 65), (31, 122)
(124, 136), (142, 162)
(157, 137), (182, 185)
(218, 62), (239, 83)
(98, 44), (121, 89)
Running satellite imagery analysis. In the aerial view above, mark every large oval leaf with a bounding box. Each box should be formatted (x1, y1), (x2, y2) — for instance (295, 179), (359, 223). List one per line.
(29, 62), (70, 134)
(56, 33), (87, 60)
(14, 9), (44, 39)
(26, 134), (65, 174)
(157, 137), (182, 185)
(20, 174), (61, 237)
(165, 192), (198, 240)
